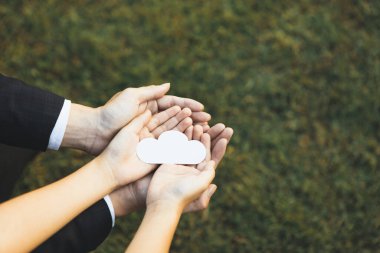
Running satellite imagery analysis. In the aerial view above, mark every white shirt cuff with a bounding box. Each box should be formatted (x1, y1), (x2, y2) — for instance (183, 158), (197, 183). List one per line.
(48, 99), (71, 150)
(103, 195), (116, 227)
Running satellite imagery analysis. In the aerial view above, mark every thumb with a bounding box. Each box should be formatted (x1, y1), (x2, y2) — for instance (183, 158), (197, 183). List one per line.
(137, 83), (170, 102)
(125, 110), (152, 134)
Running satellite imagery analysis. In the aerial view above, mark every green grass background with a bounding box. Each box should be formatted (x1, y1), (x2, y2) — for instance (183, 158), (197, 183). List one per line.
(1, 0), (380, 252)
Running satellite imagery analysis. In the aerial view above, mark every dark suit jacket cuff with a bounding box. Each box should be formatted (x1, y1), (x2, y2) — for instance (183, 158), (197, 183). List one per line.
(33, 199), (113, 253)
(0, 74), (65, 151)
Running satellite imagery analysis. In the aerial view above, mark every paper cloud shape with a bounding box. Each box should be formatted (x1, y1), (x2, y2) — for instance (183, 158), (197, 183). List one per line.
(136, 130), (206, 164)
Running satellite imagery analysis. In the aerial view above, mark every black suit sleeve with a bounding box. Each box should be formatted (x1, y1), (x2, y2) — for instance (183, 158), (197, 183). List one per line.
(33, 199), (112, 253)
(0, 74), (112, 252)
(0, 73), (64, 150)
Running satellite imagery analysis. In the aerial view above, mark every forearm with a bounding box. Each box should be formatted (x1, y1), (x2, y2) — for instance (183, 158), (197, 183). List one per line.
(0, 159), (116, 253)
(125, 203), (182, 253)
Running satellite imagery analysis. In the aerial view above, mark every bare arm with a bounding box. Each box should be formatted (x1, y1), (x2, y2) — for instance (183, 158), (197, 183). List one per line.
(0, 111), (155, 253)
(60, 83), (211, 155)
(0, 159), (115, 253)
(126, 203), (182, 253)
(125, 132), (216, 253)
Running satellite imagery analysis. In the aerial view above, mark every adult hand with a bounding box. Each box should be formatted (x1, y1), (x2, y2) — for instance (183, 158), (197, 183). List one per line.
(61, 83), (211, 155)
(109, 106), (193, 215)
(96, 102), (197, 189)
(181, 124), (233, 211)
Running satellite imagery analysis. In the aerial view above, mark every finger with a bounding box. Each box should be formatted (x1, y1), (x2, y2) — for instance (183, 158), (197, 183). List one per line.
(139, 127), (153, 139)
(192, 125), (203, 141)
(207, 123), (226, 139)
(185, 125), (193, 140)
(196, 133), (211, 169)
(184, 184), (217, 213)
(157, 95), (204, 112)
(212, 138), (228, 167)
(191, 112), (211, 123)
(202, 124), (210, 132)
(146, 100), (159, 114)
(137, 83), (170, 102)
(172, 117), (193, 133)
(125, 110), (152, 133)
(137, 101), (148, 114)
(211, 127), (234, 149)
(138, 100), (158, 115)
(151, 108), (192, 137)
(196, 161), (216, 189)
(146, 106), (181, 131)
(190, 124), (205, 167)
(201, 133), (211, 162)
(194, 122), (210, 132)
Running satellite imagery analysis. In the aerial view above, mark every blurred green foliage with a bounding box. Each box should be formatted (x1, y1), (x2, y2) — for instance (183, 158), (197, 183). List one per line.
(1, 0), (380, 252)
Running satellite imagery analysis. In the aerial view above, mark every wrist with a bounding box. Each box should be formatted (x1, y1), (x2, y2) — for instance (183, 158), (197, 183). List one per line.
(92, 155), (120, 191)
(146, 200), (184, 217)
(109, 187), (138, 217)
(76, 158), (119, 202)
(61, 104), (104, 154)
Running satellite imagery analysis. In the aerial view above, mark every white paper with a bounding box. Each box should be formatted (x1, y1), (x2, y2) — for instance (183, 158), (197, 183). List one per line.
(137, 130), (206, 164)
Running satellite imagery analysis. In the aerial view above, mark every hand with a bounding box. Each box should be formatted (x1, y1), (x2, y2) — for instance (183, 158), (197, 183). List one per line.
(109, 107), (194, 215)
(62, 83), (211, 155)
(110, 123), (234, 216)
(186, 123), (234, 162)
(146, 132), (217, 211)
(146, 159), (216, 211)
(181, 124), (233, 211)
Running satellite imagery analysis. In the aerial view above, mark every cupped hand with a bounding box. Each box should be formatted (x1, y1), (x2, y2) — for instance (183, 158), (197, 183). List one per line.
(108, 107), (194, 215)
(110, 123), (234, 216)
(88, 84), (211, 155)
(146, 160), (216, 211)
(95, 110), (154, 188)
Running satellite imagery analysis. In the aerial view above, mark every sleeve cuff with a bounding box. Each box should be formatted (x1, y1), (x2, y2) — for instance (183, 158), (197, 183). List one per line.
(103, 195), (116, 227)
(48, 99), (71, 150)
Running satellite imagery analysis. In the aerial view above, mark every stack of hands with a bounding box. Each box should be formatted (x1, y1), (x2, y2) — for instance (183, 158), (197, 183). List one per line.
(0, 83), (233, 253)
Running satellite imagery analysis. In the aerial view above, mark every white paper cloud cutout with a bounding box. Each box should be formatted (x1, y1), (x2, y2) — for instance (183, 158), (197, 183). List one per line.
(136, 130), (206, 164)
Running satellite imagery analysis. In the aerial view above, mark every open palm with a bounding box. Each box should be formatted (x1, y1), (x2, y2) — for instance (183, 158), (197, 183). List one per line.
(146, 161), (216, 209)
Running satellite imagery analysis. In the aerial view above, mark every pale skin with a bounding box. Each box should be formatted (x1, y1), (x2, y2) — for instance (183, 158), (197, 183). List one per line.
(0, 105), (230, 253)
(61, 82), (231, 216)
(61, 83), (211, 155)
(61, 82), (214, 214)
(0, 82), (233, 252)
(110, 123), (233, 216)
(125, 132), (218, 253)
(0, 102), (202, 253)
(65, 85), (233, 252)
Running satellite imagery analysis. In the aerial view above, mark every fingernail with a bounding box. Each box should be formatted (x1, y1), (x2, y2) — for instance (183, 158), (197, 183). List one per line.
(173, 105), (181, 112)
(162, 82), (170, 87)
(183, 107), (192, 115)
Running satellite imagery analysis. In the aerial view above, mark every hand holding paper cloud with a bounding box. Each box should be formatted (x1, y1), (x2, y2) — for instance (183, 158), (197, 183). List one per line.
(137, 130), (206, 164)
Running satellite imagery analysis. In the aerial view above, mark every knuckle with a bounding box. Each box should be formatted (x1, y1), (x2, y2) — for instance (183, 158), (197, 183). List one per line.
(150, 117), (159, 127)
